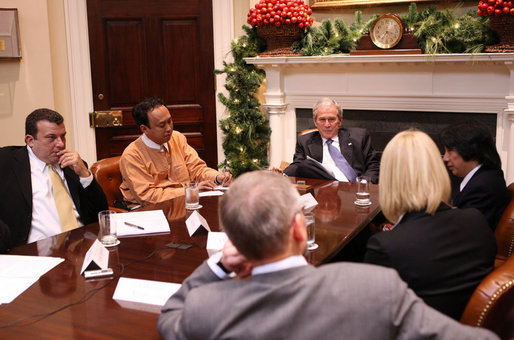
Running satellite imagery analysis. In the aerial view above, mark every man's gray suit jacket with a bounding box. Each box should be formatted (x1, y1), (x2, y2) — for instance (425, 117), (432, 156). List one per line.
(157, 261), (498, 340)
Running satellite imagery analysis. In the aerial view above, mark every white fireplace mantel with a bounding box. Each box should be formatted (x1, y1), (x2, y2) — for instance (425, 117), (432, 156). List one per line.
(246, 53), (514, 185)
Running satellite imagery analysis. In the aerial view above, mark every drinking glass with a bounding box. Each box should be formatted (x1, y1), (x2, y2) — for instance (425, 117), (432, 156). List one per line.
(355, 176), (371, 206)
(185, 181), (200, 209)
(98, 210), (118, 246)
(305, 212), (318, 250)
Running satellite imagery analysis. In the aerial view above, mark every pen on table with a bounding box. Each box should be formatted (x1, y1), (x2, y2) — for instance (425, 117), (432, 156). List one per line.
(124, 222), (144, 230)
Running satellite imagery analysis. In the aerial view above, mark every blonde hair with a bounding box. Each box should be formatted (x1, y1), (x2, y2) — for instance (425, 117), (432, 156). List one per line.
(379, 129), (451, 223)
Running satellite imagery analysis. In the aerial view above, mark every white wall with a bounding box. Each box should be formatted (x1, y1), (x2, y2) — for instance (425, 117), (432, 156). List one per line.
(0, 0), (55, 146)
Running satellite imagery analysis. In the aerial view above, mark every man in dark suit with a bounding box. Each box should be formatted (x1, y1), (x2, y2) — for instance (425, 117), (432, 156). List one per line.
(284, 98), (380, 183)
(440, 120), (511, 230)
(0, 108), (107, 253)
(157, 171), (497, 340)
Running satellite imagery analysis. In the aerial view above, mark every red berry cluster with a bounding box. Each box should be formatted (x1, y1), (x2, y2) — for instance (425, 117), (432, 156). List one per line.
(247, 0), (314, 28)
(477, 0), (514, 16)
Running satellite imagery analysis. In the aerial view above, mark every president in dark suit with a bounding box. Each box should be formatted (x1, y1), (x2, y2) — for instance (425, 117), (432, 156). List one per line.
(440, 120), (511, 230)
(157, 171), (497, 340)
(284, 98), (380, 183)
(364, 129), (496, 320)
(0, 109), (107, 253)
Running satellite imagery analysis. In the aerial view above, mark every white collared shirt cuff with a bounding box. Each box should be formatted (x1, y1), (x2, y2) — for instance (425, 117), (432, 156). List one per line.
(207, 251), (231, 279)
(79, 173), (94, 188)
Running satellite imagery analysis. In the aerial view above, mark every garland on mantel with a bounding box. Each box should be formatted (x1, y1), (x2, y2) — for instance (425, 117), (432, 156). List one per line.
(216, 3), (498, 177)
(295, 3), (498, 55)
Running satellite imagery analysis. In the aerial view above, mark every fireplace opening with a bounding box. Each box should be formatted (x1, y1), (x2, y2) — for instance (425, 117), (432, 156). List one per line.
(296, 109), (498, 154)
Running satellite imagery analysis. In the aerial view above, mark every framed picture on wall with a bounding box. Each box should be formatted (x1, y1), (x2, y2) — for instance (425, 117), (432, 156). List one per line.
(310, 0), (433, 8)
(0, 8), (21, 59)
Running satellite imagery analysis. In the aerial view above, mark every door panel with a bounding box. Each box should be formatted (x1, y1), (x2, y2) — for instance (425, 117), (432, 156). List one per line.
(163, 20), (198, 104)
(87, 0), (217, 167)
(105, 20), (145, 105)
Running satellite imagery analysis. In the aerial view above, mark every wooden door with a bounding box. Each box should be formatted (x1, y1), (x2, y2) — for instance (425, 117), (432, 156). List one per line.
(87, 0), (217, 167)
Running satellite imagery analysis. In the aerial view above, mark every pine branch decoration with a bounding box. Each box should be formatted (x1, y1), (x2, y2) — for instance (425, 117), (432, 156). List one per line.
(216, 26), (271, 177)
(294, 3), (496, 55)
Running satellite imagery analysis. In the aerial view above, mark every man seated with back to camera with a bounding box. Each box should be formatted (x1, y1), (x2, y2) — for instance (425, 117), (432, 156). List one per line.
(439, 120), (511, 230)
(119, 98), (232, 207)
(157, 170), (498, 340)
(283, 97), (380, 183)
(0, 109), (108, 253)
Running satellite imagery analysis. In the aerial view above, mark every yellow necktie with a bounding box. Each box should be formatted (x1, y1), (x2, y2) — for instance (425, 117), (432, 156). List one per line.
(48, 165), (79, 232)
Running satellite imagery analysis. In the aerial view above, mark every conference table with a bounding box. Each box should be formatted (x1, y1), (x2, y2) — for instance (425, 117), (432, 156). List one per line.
(0, 177), (379, 339)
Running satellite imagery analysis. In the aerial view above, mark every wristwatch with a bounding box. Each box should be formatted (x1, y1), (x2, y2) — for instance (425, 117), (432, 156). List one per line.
(217, 260), (231, 274)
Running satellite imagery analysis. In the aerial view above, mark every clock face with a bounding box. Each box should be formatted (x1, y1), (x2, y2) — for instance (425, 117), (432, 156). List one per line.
(370, 14), (403, 49)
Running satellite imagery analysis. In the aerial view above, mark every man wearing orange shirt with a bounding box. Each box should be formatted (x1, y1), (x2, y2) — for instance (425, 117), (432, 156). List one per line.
(120, 98), (231, 206)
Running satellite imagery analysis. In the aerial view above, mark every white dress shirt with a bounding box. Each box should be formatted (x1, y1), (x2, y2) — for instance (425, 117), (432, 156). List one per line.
(321, 136), (349, 182)
(27, 146), (93, 242)
(207, 252), (307, 279)
(460, 164), (482, 192)
(142, 133), (169, 152)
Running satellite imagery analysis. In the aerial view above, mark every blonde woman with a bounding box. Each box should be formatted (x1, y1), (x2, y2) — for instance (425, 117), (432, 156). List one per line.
(364, 129), (496, 320)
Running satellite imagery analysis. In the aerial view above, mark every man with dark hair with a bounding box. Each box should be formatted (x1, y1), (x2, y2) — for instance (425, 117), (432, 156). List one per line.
(157, 171), (498, 339)
(0, 108), (108, 253)
(284, 97), (380, 183)
(440, 120), (511, 229)
(120, 98), (231, 205)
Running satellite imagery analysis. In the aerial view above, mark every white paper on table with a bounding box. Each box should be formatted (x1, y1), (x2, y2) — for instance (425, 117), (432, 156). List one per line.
(300, 192), (318, 213)
(114, 210), (170, 237)
(206, 232), (228, 256)
(80, 239), (109, 274)
(199, 190), (224, 197)
(0, 255), (64, 304)
(306, 155), (335, 178)
(113, 277), (181, 314)
(185, 210), (211, 236)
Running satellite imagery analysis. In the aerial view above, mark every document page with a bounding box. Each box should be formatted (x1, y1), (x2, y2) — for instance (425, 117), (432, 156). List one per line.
(113, 277), (181, 314)
(0, 255), (64, 304)
(115, 210), (170, 237)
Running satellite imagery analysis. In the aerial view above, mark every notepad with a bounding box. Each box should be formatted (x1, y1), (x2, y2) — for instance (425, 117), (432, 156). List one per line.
(114, 210), (170, 237)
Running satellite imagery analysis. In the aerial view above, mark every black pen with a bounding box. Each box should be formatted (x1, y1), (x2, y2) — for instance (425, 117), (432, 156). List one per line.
(124, 222), (144, 230)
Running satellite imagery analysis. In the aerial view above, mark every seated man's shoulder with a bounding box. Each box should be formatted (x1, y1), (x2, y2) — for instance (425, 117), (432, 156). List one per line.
(0, 145), (24, 153)
(319, 262), (401, 285)
(344, 126), (369, 136)
(120, 139), (139, 158)
(0, 145), (25, 160)
(473, 167), (507, 186)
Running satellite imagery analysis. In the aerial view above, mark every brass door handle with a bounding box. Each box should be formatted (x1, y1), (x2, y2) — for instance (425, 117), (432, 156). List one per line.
(89, 110), (123, 128)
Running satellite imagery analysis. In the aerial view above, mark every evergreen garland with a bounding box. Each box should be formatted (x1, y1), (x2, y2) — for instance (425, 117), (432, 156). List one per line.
(294, 3), (498, 55)
(217, 4), (498, 177)
(216, 26), (270, 177)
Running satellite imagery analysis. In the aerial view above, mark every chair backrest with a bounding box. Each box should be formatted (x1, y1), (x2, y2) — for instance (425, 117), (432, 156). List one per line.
(495, 183), (514, 264)
(299, 128), (317, 136)
(90, 156), (122, 208)
(460, 255), (514, 339)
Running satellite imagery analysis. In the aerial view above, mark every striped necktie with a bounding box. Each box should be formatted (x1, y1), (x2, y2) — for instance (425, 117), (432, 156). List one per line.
(48, 165), (79, 232)
(326, 139), (357, 182)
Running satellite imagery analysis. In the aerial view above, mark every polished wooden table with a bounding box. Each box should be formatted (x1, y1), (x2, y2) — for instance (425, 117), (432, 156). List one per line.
(0, 178), (379, 339)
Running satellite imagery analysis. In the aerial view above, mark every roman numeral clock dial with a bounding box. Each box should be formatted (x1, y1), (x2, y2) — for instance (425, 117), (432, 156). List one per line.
(370, 14), (403, 49)
(350, 13), (422, 55)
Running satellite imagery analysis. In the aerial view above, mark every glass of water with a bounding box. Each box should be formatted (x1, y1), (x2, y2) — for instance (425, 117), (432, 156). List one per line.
(304, 212), (318, 250)
(98, 210), (118, 247)
(355, 176), (371, 206)
(185, 181), (200, 209)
